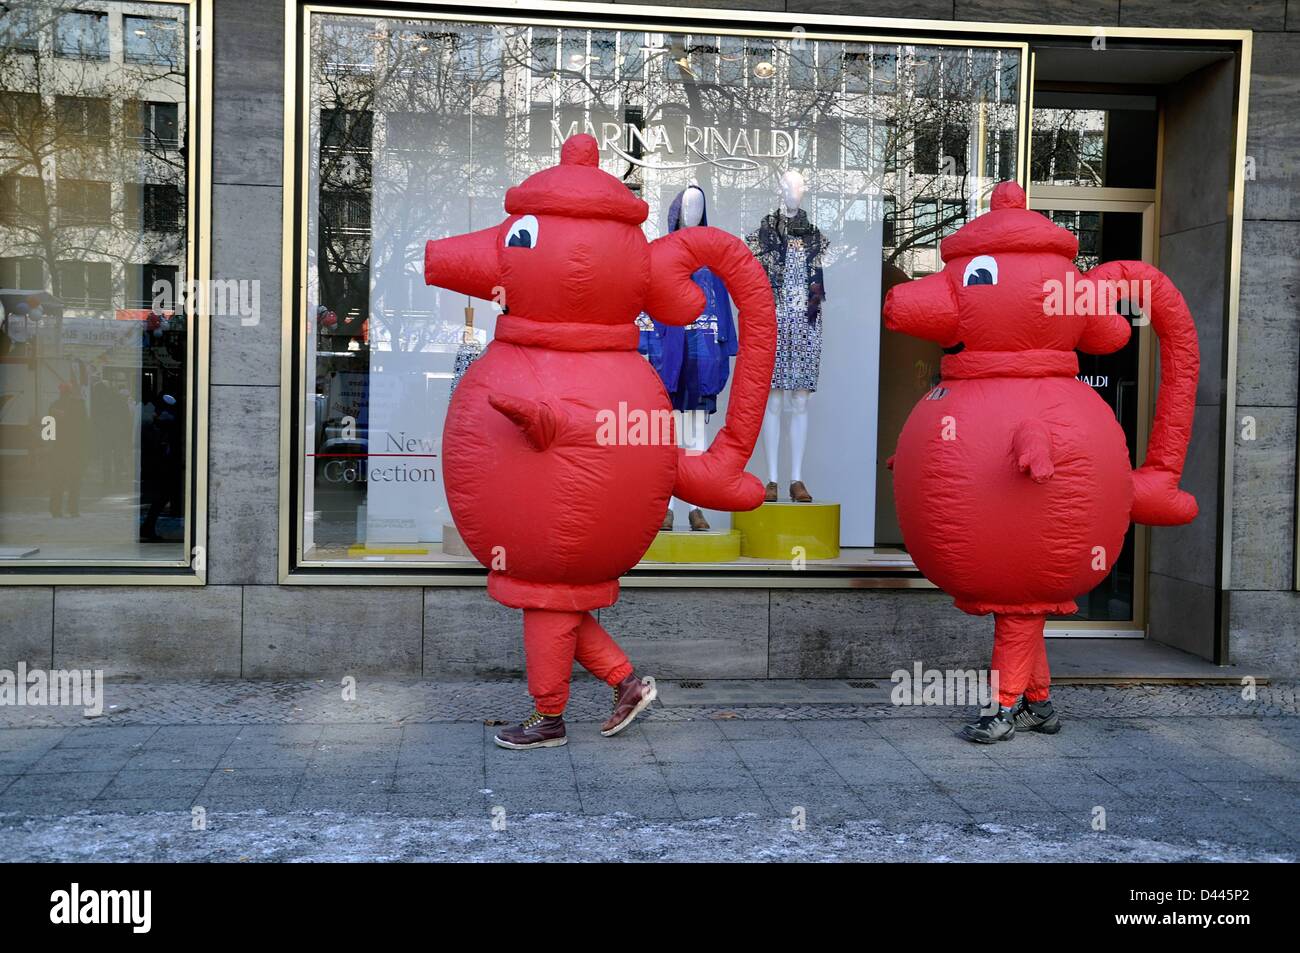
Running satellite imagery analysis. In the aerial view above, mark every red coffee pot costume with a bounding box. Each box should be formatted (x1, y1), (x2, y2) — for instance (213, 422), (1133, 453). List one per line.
(884, 182), (1199, 709)
(425, 135), (776, 716)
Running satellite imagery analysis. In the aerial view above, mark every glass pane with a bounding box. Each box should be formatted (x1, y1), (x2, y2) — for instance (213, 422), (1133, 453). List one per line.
(299, 15), (1022, 569)
(1045, 209), (1146, 623)
(0, 2), (193, 565)
(1030, 100), (1157, 189)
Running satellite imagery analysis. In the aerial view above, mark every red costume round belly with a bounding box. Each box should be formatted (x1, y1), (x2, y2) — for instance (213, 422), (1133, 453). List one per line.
(443, 341), (677, 610)
(892, 376), (1133, 616)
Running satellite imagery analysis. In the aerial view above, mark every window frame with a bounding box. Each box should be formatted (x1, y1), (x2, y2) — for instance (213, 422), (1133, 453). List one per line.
(0, 0), (212, 585)
(279, 0), (1031, 585)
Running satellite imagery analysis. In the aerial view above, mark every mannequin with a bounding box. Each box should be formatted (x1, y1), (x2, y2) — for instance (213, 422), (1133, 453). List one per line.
(747, 169), (828, 503)
(449, 301), (484, 396)
(638, 184), (738, 532)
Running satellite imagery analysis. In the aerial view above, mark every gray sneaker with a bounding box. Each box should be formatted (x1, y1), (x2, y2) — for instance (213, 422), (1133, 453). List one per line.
(1013, 697), (1062, 734)
(960, 707), (1016, 744)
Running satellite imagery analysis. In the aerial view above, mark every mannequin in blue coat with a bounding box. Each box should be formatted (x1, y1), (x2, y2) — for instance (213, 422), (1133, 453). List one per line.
(637, 184), (738, 531)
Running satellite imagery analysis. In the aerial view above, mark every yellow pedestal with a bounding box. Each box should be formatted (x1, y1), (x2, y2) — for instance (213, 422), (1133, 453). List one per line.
(642, 529), (742, 563)
(733, 502), (841, 560)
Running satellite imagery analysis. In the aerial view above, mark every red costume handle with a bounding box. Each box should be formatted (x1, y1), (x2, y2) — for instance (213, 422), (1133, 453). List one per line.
(644, 226), (778, 511)
(1082, 260), (1200, 526)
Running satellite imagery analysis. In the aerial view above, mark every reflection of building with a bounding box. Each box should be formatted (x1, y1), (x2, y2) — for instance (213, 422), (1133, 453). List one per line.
(0, 6), (188, 316)
(310, 20), (1022, 323)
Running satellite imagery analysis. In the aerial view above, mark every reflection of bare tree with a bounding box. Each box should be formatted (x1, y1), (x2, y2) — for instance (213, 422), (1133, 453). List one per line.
(0, 3), (188, 309)
(307, 16), (1024, 348)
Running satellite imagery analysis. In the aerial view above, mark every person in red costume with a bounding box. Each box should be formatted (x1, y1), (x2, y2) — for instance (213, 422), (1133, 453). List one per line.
(884, 182), (1199, 743)
(425, 136), (776, 750)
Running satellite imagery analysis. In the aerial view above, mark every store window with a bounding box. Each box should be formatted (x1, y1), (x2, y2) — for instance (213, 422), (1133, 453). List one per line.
(0, 1), (199, 570)
(292, 9), (1024, 573)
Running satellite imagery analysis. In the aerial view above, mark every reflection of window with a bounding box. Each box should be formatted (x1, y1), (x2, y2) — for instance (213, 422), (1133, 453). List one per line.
(882, 196), (896, 247)
(529, 104), (553, 155)
(56, 95), (110, 140)
(453, 30), (502, 80)
(873, 121), (897, 173)
(124, 15), (176, 65)
(787, 43), (816, 89)
(914, 123), (940, 175)
(1, 175), (44, 224)
(321, 191), (372, 236)
(135, 263), (178, 309)
(58, 179), (111, 226)
(129, 101), (180, 148)
(915, 199), (939, 247)
(843, 119), (872, 171)
(143, 184), (182, 232)
(590, 34), (617, 80)
(941, 199), (965, 238)
(1, 6), (41, 52)
(55, 261), (113, 308)
(815, 117), (841, 169)
(321, 108), (373, 153)
(873, 51), (897, 94)
(321, 20), (377, 73)
(990, 128), (1016, 182)
(56, 10), (108, 59)
(943, 123), (969, 175)
(532, 31), (558, 74)
(0, 91), (43, 137)
(1032, 109), (1107, 186)
(843, 50), (871, 92)
(0, 256), (44, 289)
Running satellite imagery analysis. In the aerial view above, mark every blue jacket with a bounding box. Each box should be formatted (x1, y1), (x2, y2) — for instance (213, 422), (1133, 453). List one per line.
(638, 187), (737, 412)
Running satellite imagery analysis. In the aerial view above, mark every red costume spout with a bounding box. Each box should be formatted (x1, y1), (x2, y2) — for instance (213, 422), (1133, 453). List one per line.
(883, 272), (959, 348)
(425, 225), (501, 301)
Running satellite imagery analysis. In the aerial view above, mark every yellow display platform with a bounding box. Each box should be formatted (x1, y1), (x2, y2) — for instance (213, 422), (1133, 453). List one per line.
(733, 502), (841, 560)
(642, 529), (742, 563)
(347, 544), (431, 556)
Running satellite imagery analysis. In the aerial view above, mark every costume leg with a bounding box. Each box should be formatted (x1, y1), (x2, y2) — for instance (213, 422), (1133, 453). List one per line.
(762, 389), (784, 484)
(990, 613), (1046, 708)
(1024, 629), (1052, 703)
(522, 608), (583, 716)
(573, 612), (633, 687)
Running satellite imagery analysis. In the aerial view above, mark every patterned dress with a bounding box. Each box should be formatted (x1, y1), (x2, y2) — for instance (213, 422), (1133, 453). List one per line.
(773, 238), (821, 392)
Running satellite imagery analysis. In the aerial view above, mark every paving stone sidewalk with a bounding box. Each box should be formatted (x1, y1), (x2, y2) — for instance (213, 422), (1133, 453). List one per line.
(0, 679), (1296, 862)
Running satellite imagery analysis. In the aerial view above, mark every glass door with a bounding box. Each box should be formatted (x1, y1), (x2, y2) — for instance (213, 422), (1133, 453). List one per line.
(1030, 192), (1156, 634)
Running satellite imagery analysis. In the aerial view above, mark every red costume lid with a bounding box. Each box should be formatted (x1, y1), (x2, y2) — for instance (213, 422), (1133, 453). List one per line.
(505, 135), (649, 225)
(940, 182), (1078, 261)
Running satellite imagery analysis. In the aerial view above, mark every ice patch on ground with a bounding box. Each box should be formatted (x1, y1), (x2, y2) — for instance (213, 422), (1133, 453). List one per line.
(1, 810), (1293, 863)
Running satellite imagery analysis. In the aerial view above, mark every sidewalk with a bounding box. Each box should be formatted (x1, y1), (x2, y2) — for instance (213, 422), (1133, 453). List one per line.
(1, 679), (1296, 862)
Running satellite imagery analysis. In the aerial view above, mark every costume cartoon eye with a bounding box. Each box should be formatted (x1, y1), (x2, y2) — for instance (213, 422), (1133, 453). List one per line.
(963, 255), (998, 287)
(505, 215), (539, 249)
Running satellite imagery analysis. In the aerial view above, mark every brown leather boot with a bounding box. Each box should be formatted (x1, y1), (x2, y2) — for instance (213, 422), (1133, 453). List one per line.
(600, 673), (658, 737)
(688, 508), (710, 531)
(764, 481), (778, 502)
(494, 711), (567, 750)
(659, 509), (673, 531)
(790, 480), (813, 502)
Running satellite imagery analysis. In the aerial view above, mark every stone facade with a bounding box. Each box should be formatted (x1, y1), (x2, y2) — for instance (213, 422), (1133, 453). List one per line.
(1, 0), (1296, 676)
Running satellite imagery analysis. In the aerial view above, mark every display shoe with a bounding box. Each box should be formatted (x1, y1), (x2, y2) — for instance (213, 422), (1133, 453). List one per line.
(959, 707), (1016, 744)
(600, 673), (658, 737)
(494, 711), (567, 750)
(659, 509), (674, 532)
(688, 508), (710, 531)
(1012, 697), (1062, 734)
(789, 480), (813, 502)
(764, 481), (778, 502)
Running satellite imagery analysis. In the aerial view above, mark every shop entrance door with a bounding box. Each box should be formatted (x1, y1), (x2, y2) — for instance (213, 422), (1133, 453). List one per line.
(1030, 188), (1156, 637)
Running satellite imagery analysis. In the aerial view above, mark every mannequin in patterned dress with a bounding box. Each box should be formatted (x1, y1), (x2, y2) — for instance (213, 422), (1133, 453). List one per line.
(746, 170), (828, 503)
